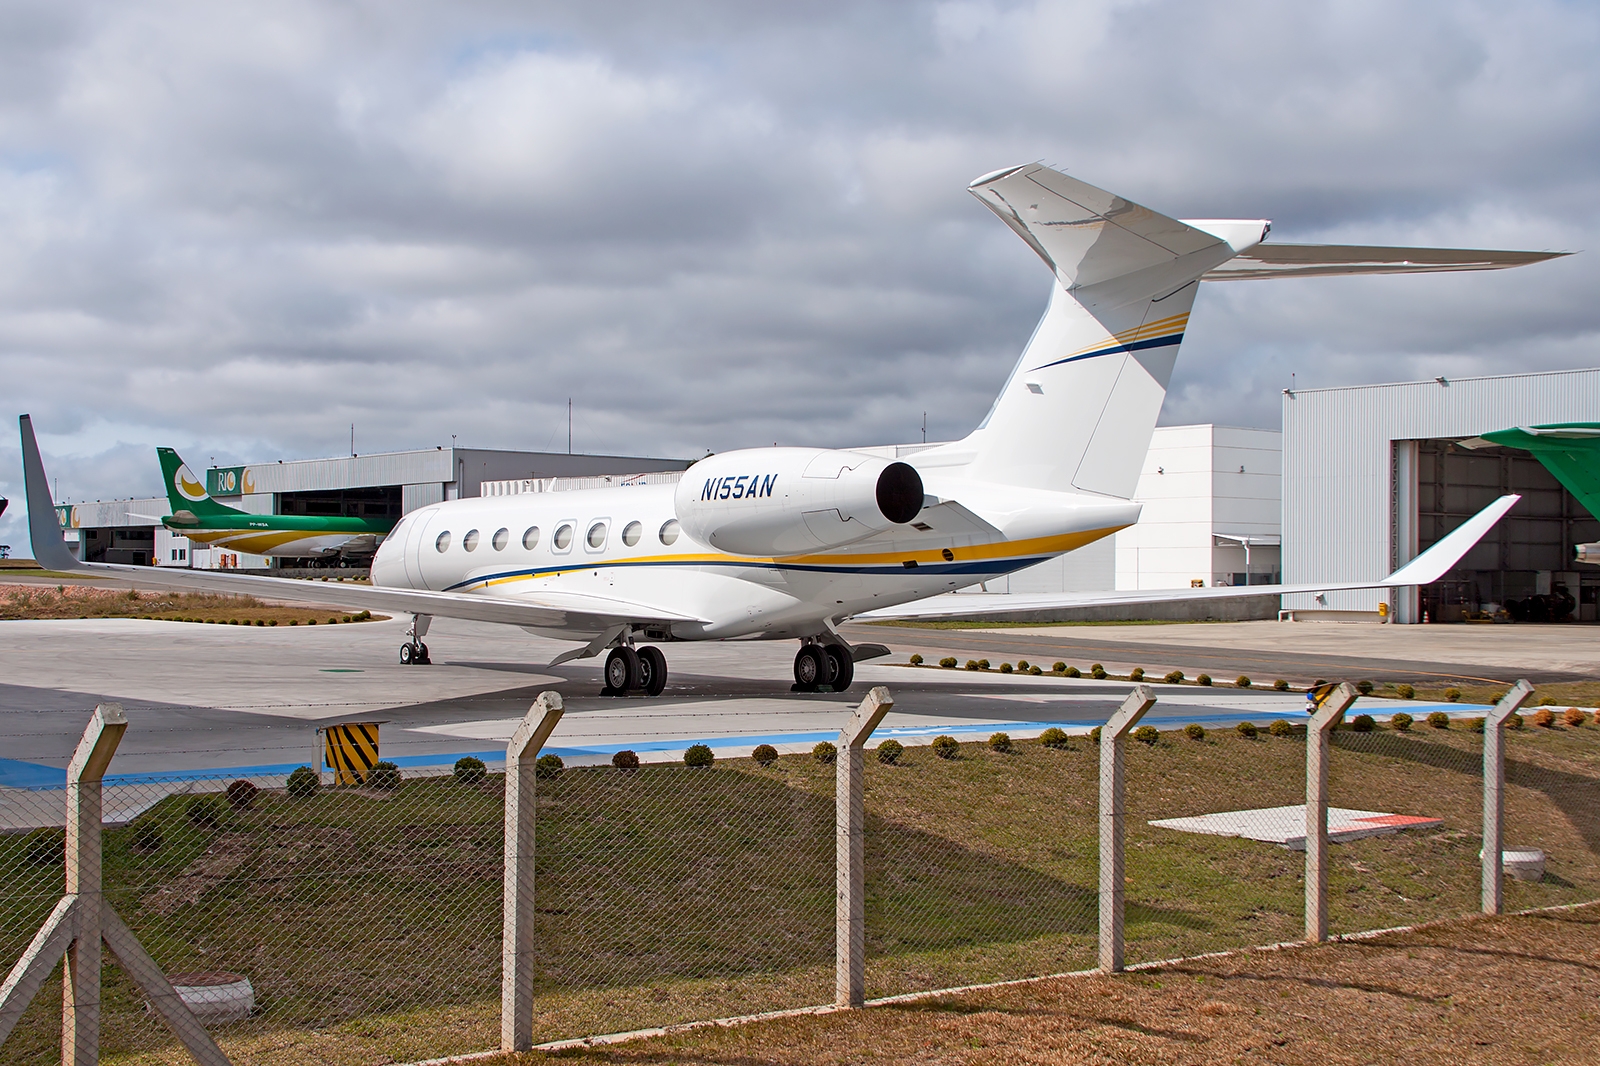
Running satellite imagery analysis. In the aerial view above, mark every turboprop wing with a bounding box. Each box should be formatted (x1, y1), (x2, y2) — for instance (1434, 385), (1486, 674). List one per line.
(19, 415), (709, 636)
(855, 493), (1520, 622)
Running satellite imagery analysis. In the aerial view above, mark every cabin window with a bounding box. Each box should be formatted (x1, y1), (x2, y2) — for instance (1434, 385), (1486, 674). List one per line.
(659, 519), (681, 545)
(554, 523), (574, 551)
(522, 526), (540, 550)
(435, 531), (451, 553)
(462, 529), (480, 552)
(621, 520), (642, 547)
(587, 521), (608, 549)
(492, 527), (509, 551)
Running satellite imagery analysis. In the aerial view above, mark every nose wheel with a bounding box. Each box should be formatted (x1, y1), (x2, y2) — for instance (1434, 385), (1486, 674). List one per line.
(601, 645), (669, 696)
(399, 641), (430, 665)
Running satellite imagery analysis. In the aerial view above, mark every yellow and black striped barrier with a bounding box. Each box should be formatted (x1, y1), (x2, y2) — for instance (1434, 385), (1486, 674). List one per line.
(321, 722), (381, 785)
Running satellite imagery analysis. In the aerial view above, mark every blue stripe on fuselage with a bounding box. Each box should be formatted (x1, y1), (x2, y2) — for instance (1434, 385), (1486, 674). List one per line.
(1028, 332), (1184, 373)
(439, 555), (1040, 593)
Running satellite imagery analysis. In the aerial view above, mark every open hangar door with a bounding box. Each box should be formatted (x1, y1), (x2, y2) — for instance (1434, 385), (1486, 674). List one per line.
(1408, 439), (1600, 622)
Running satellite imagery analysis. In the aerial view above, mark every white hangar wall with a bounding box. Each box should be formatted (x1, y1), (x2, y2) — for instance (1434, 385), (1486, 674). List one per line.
(1282, 367), (1600, 622)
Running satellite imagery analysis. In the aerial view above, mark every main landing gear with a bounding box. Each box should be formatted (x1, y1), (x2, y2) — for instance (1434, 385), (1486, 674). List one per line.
(400, 613), (432, 666)
(793, 643), (853, 693)
(601, 645), (668, 697)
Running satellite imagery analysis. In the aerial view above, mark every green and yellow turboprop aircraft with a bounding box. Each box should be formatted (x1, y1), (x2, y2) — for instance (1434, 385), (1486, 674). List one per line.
(1467, 423), (1600, 563)
(157, 447), (395, 560)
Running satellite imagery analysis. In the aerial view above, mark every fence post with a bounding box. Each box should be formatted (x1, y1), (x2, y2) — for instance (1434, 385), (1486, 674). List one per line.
(1483, 680), (1535, 915)
(835, 686), (894, 1009)
(501, 691), (564, 1053)
(1099, 685), (1156, 973)
(1305, 682), (1359, 943)
(63, 702), (126, 1066)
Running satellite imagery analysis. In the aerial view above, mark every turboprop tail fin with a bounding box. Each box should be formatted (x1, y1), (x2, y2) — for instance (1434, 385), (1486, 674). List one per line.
(157, 447), (243, 518)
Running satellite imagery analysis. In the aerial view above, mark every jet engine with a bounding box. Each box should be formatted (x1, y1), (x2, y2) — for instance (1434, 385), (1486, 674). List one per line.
(674, 447), (925, 556)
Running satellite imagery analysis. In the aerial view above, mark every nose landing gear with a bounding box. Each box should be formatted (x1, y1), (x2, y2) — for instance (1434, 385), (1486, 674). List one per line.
(792, 643), (854, 693)
(601, 645), (669, 697)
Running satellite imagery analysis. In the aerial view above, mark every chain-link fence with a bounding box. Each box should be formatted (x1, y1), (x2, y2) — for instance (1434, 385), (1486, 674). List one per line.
(4, 698), (1600, 1064)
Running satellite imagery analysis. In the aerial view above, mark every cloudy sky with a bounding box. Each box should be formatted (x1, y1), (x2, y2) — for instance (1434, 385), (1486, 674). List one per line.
(2, 0), (1595, 550)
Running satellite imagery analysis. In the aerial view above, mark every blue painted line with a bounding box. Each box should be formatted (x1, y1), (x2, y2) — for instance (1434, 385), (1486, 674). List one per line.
(0, 757), (67, 789)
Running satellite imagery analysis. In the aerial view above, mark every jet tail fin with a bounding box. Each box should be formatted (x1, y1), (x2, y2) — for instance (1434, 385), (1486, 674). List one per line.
(156, 447), (243, 517)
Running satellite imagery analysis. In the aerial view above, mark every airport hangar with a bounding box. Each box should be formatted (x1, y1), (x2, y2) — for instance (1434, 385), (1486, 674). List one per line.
(57, 446), (692, 570)
(50, 365), (1600, 621)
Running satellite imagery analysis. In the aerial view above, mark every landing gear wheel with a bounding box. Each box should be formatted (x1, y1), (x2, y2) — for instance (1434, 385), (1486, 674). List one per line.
(604, 646), (642, 695)
(399, 642), (414, 665)
(793, 645), (828, 692)
(637, 646), (668, 697)
(417, 642), (430, 665)
(824, 644), (854, 692)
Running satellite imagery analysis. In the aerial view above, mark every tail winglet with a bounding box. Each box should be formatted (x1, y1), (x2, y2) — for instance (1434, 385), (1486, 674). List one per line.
(18, 415), (83, 572)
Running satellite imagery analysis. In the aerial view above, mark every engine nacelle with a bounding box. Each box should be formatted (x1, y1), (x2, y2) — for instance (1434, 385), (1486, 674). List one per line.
(674, 447), (925, 556)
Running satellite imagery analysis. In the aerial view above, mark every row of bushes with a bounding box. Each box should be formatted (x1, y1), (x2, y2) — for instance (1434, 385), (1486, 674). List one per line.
(159, 610), (372, 626)
(919, 655), (1300, 690)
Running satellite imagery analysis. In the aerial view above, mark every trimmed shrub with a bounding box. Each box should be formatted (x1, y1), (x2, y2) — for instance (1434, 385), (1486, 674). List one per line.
(1128, 667), (1145, 682)
(909, 653), (924, 665)
(1268, 719), (1293, 737)
(367, 760), (402, 790)
(1236, 676), (1251, 688)
(977, 659), (991, 671)
(1163, 670), (1185, 684)
(988, 732), (1013, 753)
(1391, 712), (1414, 732)
(286, 765), (320, 797)
(1533, 707), (1556, 728)
(939, 657), (958, 668)
(1540, 696), (1557, 706)
(612, 749), (642, 770)
(1039, 727), (1069, 749)
(454, 756), (488, 783)
(931, 734), (960, 759)
(999, 662), (1013, 674)
(1017, 660), (1030, 671)
(750, 744), (777, 767)
(1273, 679), (1289, 692)
(1349, 713), (1375, 733)
(25, 828), (64, 867)
(1426, 711), (1451, 729)
(1028, 664), (1042, 675)
(1132, 725), (1159, 745)
(533, 754), (564, 779)
(1508, 713), (1524, 730)
(1563, 707), (1586, 727)
(132, 819), (164, 852)
(1052, 662), (1067, 673)
(876, 739), (903, 764)
(1356, 679), (1374, 696)
(1197, 673), (1212, 687)
(684, 743), (714, 767)
(1468, 717), (1487, 733)
(965, 660), (980, 670)
(1090, 663), (1107, 680)
(1089, 726), (1102, 744)
(1183, 723), (1205, 741)
(1236, 721), (1259, 739)
(1064, 666), (1082, 678)
(225, 779), (259, 810)
(186, 796), (222, 829)
(812, 741), (838, 764)
(1444, 688), (1462, 703)
(1396, 684), (1415, 700)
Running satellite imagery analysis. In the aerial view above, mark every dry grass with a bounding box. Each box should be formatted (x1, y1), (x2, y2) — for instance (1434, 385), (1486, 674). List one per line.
(0, 583), (383, 625)
(513, 904), (1600, 1065)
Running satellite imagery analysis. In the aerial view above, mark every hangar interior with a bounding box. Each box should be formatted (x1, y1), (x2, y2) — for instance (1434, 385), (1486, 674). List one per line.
(1413, 439), (1599, 623)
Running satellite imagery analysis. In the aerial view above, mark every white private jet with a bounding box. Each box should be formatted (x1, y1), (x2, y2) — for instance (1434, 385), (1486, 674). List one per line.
(20, 164), (1561, 695)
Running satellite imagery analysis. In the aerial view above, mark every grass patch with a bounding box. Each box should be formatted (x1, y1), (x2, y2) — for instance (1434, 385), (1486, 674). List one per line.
(0, 584), (383, 625)
(2, 727), (1596, 1064)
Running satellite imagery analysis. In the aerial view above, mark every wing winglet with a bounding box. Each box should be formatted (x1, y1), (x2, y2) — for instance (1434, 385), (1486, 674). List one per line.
(19, 415), (82, 572)
(1383, 493), (1519, 587)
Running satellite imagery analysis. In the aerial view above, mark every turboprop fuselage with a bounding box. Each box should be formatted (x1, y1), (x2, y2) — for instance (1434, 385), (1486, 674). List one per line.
(370, 448), (1140, 643)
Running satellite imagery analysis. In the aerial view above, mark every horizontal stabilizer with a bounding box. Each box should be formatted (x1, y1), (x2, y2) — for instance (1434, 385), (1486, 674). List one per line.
(1203, 244), (1568, 281)
(859, 494), (1519, 622)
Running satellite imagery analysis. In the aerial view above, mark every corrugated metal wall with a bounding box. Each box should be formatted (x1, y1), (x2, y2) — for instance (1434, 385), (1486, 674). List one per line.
(1282, 368), (1600, 614)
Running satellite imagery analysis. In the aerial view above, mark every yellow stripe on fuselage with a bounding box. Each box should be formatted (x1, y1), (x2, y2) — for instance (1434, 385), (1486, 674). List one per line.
(182, 529), (337, 555)
(1053, 311), (1190, 361)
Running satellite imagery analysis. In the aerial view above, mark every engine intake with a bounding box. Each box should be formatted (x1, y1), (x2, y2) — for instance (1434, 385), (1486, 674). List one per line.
(674, 447), (925, 556)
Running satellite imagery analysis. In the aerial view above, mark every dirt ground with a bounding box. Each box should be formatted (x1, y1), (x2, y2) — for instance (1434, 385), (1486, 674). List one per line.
(0, 582), (382, 625)
(522, 904), (1600, 1065)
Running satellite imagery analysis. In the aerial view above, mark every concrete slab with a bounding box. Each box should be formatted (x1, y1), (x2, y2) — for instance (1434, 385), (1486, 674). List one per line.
(1150, 805), (1444, 850)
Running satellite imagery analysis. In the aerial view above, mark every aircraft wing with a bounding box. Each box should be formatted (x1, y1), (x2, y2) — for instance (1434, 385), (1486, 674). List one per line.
(856, 493), (1520, 622)
(18, 416), (707, 634)
(1203, 244), (1568, 281)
